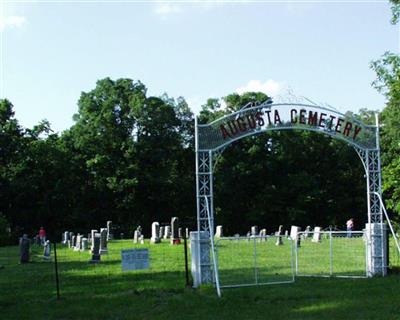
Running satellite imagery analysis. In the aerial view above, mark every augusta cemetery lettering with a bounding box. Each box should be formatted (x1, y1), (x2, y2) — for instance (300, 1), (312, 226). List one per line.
(219, 107), (362, 142)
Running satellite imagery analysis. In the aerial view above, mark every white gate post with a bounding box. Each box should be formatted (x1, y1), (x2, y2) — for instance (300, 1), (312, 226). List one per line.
(365, 223), (387, 276)
(190, 231), (211, 287)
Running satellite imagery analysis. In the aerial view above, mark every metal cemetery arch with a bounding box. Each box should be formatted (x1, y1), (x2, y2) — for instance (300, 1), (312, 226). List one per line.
(193, 101), (386, 292)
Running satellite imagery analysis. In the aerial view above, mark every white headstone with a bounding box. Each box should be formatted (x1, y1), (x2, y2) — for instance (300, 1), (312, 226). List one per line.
(164, 226), (171, 239)
(43, 240), (51, 260)
(259, 229), (267, 242)
(151, 222), (161, 244)
(90, 230), (97, 253)
(312, 227), (322, 242)
(81, 238), (88, 251)
(275, 225), (283, 245)
(251, 226), (258, 236)
(133, 230), (139, 244)
(215, 225), (223, 238)
(74, 234), (82, 251)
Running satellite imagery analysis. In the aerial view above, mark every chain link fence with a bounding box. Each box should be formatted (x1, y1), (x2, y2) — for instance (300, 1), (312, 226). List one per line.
(215, 235), (295, 288)
(295, 231), (367, 278)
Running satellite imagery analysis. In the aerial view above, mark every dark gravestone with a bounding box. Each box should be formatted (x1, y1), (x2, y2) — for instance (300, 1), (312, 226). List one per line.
(159, 226), (165, 239)
(19, 235), (30, 263)
(178, 228), (182, 239)
(275, 225), (283, 246)
(107, 221), (113, 240)
(89, 233), (101, 263)
(71, 235), (76, 249)
(99, 228), (108, 254)
(43, 240), (51, 260)
(170, 217), (180, 245)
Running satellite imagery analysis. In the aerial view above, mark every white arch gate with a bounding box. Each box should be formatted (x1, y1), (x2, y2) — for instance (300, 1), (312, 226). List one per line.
(192, 101), (391, 295)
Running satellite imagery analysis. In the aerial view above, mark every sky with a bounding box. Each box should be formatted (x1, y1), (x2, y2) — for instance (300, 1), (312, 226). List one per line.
(0, 1), (399, 133)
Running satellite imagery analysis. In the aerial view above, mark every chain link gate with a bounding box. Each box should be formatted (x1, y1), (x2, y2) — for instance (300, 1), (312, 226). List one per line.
(215, 235), (295, 288)
(295, 231), (367, 278)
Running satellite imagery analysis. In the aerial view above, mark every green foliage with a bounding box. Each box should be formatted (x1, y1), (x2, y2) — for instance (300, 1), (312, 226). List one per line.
(371, 52), (400, 218)
(0, 213), (11, 246)
(390, 0), (400, 24)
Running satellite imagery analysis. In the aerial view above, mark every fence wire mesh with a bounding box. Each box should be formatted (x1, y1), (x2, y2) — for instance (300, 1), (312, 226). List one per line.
(215, 236), (294, 288)
(295, 231), (366, 278)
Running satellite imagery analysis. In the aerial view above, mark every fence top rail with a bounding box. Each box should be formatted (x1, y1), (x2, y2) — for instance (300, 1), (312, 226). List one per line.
(216, 235), (291, 241)
(297, 230), (364, 234)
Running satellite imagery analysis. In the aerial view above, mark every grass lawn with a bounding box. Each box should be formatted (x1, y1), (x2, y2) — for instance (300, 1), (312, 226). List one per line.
(0, 238), (399, 320)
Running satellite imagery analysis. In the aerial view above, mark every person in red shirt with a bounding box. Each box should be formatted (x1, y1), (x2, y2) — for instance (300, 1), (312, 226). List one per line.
(39, 227), (46, 245)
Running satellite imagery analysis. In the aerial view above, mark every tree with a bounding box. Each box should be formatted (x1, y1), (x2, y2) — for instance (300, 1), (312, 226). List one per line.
(371, 53), (400, 216)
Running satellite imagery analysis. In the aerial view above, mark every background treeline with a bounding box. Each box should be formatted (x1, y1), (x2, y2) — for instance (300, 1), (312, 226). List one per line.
(0, 72), (399, 243)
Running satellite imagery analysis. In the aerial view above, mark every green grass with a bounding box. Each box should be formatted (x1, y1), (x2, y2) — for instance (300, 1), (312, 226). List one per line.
(0, 239), (400, 320)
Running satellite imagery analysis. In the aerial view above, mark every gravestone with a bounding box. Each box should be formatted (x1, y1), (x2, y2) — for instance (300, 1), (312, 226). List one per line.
(178, 228), (182, 239)
(63, 231), (69, 245)
(121, 248), (149, 271)
(246, 231), (251, 242)
(43, 240), (51, 260)
(90, 230), (97, 253)
(71, 235), (76, 249)
(251, 226), (258, 236)
(312, 226), (322, 243)
(170, 217), (180, 244)
(164, 226), (171, 239)
(284, 230), (289, 237)
(82, 238), (88, 251)
(215, 225), (223, 238)
(99, 228), (108, 254)
(19, 234), (30, 263)
(185, 228), (189, 239)
(304, 226), (311, 239)
(120, 233), (124, 239)
(107, 220), (113, 240)
(150, 222), (160, 244)
(275, 225), (283, 245)
(259, 229), (267, 242)
(159, 226), (165, 239)
(74, 234), (82, 251)
(87, 233), (91, 243)
(133, 230), (140, 244)
(68, 231), (74, 248)
(89, 233), (101, 263)
(139, 235), (144, 244)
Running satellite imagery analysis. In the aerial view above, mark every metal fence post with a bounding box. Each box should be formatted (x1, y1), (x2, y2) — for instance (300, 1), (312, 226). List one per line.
(253, 236), (258, 284)
(295, 236), (299, 275)
(329, 228), (333, 276)
(53, 242), (60, 299)
(183, 230), (190, 287)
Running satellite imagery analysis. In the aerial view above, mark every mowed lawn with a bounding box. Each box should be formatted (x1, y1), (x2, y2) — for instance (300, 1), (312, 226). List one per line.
(0, 238), (399, 320)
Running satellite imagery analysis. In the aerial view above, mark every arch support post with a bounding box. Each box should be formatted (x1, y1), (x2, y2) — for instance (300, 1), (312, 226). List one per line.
(193, 117), (213, 286)
(364, 115), (386, 276)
